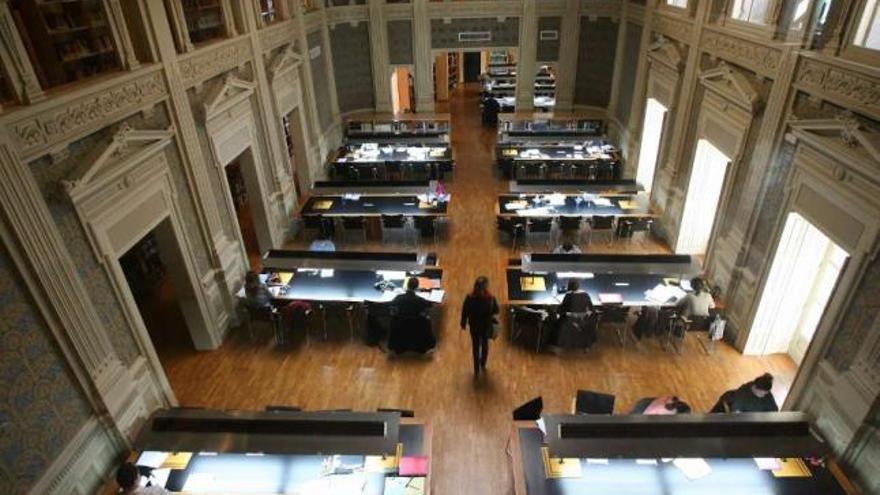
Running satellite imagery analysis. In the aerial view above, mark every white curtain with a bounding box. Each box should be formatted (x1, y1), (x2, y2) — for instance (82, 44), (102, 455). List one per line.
(676, 139), (729, 255)
(636, 99), (667, 193)
(745, 212), (847, 358)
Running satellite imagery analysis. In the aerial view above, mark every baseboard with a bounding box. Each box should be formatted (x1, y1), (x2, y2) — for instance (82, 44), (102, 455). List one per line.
(27, 417), (122, 495)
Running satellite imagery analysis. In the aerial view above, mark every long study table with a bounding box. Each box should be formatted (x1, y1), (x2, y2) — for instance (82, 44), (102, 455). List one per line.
(331, 143), (454, 180)
(497, 193), (652, 218)
(301, 194), (450, 217)
(125, 409), (432, 494)
(497, 143), (620, 179)
(510, 413), (855, 495)
(507, 254), (700, 307)
(256, 250), (445, 304)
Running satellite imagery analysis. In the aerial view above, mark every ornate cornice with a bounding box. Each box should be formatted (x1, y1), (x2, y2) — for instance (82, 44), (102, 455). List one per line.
(794, 57), (880, 122)
(699, 61), (762, 111)
(427, 1), (522, 19)
(536, 0), (566, 16)
(268, 44), (304, 84)
(652, 12), (693, 43)
(325, 5), (368, 26)
(383, 2), (412, 20)
(259, 19), (299, 53)
(579, 0), (624, 19)
(4, 68), (167, 162)
(700, 28), (781, 78)
(178, 38), (253, 88)
(626, 4), (646, 24)
(647, 35), (683, 72)
(203, 75), (257, 121)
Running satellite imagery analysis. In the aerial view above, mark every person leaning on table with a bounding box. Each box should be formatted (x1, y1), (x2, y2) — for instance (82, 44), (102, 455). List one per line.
(115, 462), (169, 494)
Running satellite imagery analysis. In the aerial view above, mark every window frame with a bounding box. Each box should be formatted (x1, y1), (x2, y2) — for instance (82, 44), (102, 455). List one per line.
(842, 0), (880, 65)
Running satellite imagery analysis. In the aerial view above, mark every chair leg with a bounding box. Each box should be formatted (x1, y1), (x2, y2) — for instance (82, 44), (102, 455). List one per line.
(536, 321), (543, 353)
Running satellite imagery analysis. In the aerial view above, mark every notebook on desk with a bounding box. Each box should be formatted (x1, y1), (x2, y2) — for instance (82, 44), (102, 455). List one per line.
(312, 200), (334, 210)
(541, 447), (582, 478)
(383, 476), (425, 495)
(520, 276), (546, 292)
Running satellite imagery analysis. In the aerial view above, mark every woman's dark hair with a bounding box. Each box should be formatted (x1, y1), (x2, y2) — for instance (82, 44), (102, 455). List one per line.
(567, 279), (580, 292)
(406, 277), (420, 291)
(754, 373), (774, 391)
(690, 277), (705, 295)
(115, 462), (139, 490)
(472, 276), (490, 297)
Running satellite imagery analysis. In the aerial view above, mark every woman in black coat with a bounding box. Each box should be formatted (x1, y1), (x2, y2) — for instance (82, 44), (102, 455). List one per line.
(460, 276), (500, 376)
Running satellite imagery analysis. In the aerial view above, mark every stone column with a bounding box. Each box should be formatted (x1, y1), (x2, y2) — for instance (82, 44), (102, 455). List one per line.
(554, 0), (581, 112)
(139, 0), (238, 301)
(320, 7), (341, 120)
(412, 0), (435, 113)
(368, 0), (393, 113)
(515, 0), (538, 112)
(292, 0), (327, 182)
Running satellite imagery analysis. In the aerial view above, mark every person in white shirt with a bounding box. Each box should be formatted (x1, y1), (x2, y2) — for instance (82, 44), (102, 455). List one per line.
(309, 231), (336, 252)
(552, 240), (581, 254)
(116, 462), (169, 494)
(676, 277), (715, 317)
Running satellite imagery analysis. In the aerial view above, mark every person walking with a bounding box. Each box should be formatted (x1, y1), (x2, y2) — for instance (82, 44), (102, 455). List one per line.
(460, 276), (499, 377)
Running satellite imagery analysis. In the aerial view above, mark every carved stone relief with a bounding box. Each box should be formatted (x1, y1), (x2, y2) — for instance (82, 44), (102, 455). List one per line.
(701, 29), (781, 78)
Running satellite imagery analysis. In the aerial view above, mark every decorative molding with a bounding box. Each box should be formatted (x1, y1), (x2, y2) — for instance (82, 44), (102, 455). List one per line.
(426, 1), (522, 19)
(0, 1), (45, 104)
(203, 75), (257, 121)
(259, 19), (299, 53)
(651, 12), (692, 42)
(647, 35), (683, 72)
(177, 38), (253, 88)
(5, 69), (167, 162)
(578, 0), (624, 19)
(26, 417), (121, 495)
(794, 57), (880, 122)
(701, 28), (781, 78)
(268, 44), (304, 83)
(384, 2), (413, 20)
(788, 115), (880, 186)
(62, 124), (175, 203)
(325, 4), (368, 26)
(699, 61), (762, 111)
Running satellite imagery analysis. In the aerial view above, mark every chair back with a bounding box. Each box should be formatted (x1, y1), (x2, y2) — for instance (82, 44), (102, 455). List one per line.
(342, 216), (366, 229)
(591, 215), (615, 231)
(528, 217), (554, 233)
(265, 405), (301, 412)
(513, 396), (544, 420)
(378, 408), (415, 418)
(413, 216), (435, 230)
(559, 216), (583, 232)
(575, 389), (616, 414)
(382, 214), (407, 229)
(600, 304), (629, 323)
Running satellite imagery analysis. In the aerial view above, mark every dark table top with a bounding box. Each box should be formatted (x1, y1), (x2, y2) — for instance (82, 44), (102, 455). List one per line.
(301, 195), (449, 217)
(497, 144), (618, 163)
(506, 268), (682, 307)
(264, 268), (443, 304)
(335, 144), (452, 164)
(514, 426), (849, 495)
(138, 423), (429, 495)
(497, 194), (652, 217)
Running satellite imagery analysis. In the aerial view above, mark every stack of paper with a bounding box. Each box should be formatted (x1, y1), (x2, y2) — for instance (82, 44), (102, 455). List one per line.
(520, 277), (546, 292)
(505, 200), (529, 211)
(645, 284), (686, 304)
(592, 197), (613, 207)
(383, 476), (425, 495)
(672, 458), (712, 480)
(598, 293), (624, 304)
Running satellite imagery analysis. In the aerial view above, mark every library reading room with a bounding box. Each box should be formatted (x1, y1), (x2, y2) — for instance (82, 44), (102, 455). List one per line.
(1, 0), (879, 494)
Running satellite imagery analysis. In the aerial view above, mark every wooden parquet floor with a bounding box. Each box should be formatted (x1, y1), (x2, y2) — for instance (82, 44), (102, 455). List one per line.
(156, 84), (797, 495)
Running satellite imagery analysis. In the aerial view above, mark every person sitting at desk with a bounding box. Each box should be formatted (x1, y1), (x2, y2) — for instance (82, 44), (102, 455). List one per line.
(482, 92), (501, 127)
(553, 239), (582, 254)
(676, 277), (715, 318)
(630, 395), (691, 415)
(388, 277), (436, 355)
(115, 462), (169, 494)
(711, 373), (779, 413)
(547, 279), (595, 349)
(309, 231), (336, 252)
(244, 271), (272, 310)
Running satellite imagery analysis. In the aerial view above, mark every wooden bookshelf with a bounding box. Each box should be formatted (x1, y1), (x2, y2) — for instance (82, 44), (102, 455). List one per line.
(14, 0), (118, 88)
(182, 0), (226, 44)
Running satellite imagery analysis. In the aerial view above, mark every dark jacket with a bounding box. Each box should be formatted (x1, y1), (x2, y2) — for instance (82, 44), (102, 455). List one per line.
(559, 291), (593, 315)
(728, 382), (779, 412)
(392, 291), (433, 317)
(460, 293), (499, 336)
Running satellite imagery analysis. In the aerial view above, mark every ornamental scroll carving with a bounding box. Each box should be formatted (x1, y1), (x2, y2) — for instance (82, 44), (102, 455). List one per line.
(648, 35), (683, 72)
(701, 30), (780, 78)
(178, 39), (252, 88)
(652, 14), (692, 43)
(7, 70), (167, 162)
(795, 59), (880, 121)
